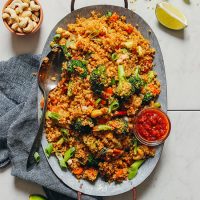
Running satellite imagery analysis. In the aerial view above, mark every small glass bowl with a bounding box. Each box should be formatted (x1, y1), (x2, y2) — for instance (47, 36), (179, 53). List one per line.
(133, 108), (171, 146)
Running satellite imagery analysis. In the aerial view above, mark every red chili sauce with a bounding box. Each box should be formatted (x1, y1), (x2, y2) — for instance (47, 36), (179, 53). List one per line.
(135, 108), (170, 141)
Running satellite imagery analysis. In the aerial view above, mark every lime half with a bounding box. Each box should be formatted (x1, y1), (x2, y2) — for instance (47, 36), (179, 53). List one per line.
(155, 2), (188, 30)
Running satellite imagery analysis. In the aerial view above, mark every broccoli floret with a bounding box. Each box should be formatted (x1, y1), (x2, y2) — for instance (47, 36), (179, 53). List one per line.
(72, 118), (94, 133)
(109, 118), (129, 135)
(90, 65), (107, 95)
(115, 65), (134, 99)
(67, 60), (88, 78)
(147, 71), (156, 83)
(53, 34), (61, 41)
(105, 11), (113, 17)
(60, 45), (72, 58)
(142, 92), (154, 104)
(88, 154), (99, 167)
(94, 119), (128, 134)
(129, 66), (145, 93)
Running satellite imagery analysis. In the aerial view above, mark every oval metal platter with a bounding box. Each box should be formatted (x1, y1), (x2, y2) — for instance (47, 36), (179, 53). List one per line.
(39, 5), (167, 197)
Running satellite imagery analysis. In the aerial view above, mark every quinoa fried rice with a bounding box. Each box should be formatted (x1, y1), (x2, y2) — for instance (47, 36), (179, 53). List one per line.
(43, 11), (160, 183)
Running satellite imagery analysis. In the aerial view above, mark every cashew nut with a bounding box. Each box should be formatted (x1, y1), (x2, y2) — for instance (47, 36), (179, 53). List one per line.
(6, 18), (14, 25)
(31, 14), (39, 22)
(10, 0), (29, 10)
(30, 1), (40, 11)
(17, 27), (23, 33)
(9, 0), (23, 8)
(18, 17), (29, 28)
(23, 19), (34, 33)
(4, 8), (18, 21)
(33, 11), (39, 17)
(11, 23), (18, 31)
(21, 0), (30, 4)
(33, 21), (37, 28)
(2, 13), (10, 19)
(21, 10), (32, 17)
(15, 6), (23, 14)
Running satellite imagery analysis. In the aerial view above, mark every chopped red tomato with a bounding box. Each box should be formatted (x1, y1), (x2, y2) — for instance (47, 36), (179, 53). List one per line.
(100, 100), (107, 105)
(115, 45), (121, 50)
(125, 26), (133, 34)
(113, 149), (123, 155)
(113, 111), (127, 116)
(51, 99), (58, 105)
(99, 32), (105, 37)
(97, 118), (108, 124)
(109, 14), (119, 22)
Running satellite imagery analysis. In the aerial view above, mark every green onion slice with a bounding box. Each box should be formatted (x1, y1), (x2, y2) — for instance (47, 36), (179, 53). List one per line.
(45, 143), (53, 158)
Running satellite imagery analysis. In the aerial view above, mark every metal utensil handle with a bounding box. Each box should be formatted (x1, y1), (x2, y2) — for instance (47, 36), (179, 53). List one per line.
(133, 188), (136, 200)
(77, 191), (82, 200)
(71, 0), (128, 11)
(26, 92), (47, 170)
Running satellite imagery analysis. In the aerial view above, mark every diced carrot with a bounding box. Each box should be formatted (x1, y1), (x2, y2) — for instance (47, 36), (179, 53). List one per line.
(73, 56), (79, 60)
(110, 14), (119, 22)
(40, 97), (44, 109)
(115, 169), (124, 177)
(153, 89), (160, 95)
(72, 167), (84, 175)
(149, 84), (160, 95)
(100, 100), (107, 105)
(104, 87), (113, 95)
(113, 149), (123, 155)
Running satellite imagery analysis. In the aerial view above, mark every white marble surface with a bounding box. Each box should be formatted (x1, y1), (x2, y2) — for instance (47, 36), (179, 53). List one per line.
(1, 111), (200, 199)
(0, 0), (200, 199)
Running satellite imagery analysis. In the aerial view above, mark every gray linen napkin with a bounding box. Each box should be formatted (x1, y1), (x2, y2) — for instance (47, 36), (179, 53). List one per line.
(0, 55), (102, 200)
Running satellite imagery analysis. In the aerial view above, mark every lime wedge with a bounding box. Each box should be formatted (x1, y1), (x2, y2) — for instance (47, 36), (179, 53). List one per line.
(29, 195), (47, 200)
(155, 2), (188, 30)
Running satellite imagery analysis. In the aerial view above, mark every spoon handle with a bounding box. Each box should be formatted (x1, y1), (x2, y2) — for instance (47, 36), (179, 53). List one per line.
(26, 92), (48, 171)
